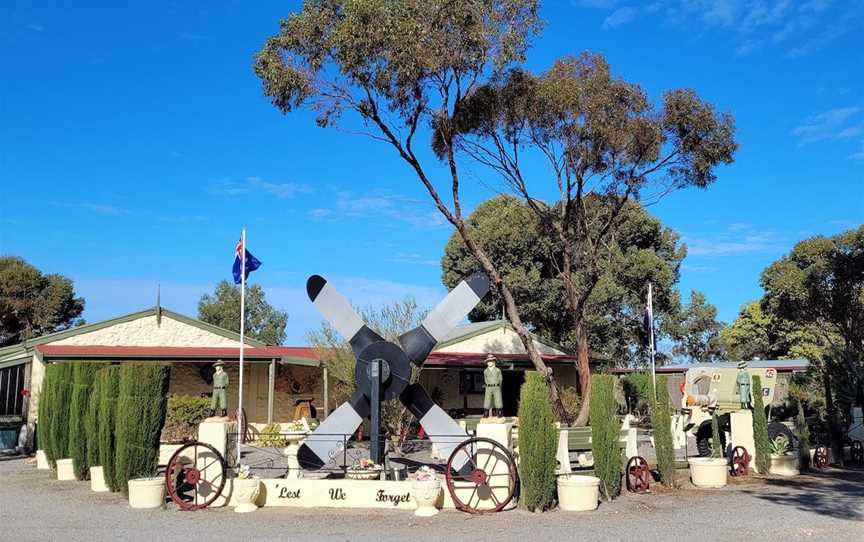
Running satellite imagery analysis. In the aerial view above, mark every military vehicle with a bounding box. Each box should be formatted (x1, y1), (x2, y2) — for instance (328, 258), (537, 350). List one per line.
(678, 363), (798, 456)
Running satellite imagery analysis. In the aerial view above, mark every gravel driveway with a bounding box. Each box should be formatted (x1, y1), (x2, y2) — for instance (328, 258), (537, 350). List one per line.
(1, 458), (861, 542)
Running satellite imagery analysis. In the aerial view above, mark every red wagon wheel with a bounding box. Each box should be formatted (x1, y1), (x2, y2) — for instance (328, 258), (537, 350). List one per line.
(233, 407), (251, 444)
(445, 437), (517, 514)
(165, 441), (227, 511)
(730, 446), (750, 477)
(626, 456), (651, 493)
(850, 441), (864, 464)
(813, 445), (829, 469)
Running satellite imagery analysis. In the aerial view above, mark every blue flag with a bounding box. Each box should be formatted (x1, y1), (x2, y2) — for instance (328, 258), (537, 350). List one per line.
(233, 239), (262, 284)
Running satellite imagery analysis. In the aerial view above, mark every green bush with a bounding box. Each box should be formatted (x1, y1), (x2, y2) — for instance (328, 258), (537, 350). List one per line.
(98, 366), (122, 492)
(751, 375), (771, 474)
(37, 366), (56, 463)
(517, 372), (557, 511)
(711, 414), (722, 459)
(161, 394), (210, 443)
(590, 374), (622, 500)
(632, 374), (676, 487)
(47, 363), (73, 464)
(559, 386), (582, 422)
(114, 364), (170, 494)
(85, 369), (104, 470)
(258, 422), (287, 448)
(795, 402), (811, 471)
(68, 363), (99, 480)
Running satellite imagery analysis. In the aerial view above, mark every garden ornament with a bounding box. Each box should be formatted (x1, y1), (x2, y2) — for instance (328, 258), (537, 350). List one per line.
(483, 354), (503, 418)
(210, 361), (228, 417)
(300, 271), (490, 469)
(736, 361), (751, 409)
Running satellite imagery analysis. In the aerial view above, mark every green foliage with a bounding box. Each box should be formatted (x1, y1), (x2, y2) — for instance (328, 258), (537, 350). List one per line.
(115, 364), (170, 493)
(671, 291), (725, 362)
(649, 376), (676, 486)
(795, 402), (811, 471)
(37, 366), (56, 462)
(559, 386), (581, 421)
(770, 434), (790, 455)
(258, 423), (287, 448)
(97, 366), (121, 492)
(590, 375), (622, 500)
(161, 394), (211, 443)
(711, 414), (723, 459)
(198, 280), (289, 345)
(68, 363), (99, 479)
(0, 256), (85, 346)
(516, 372), (557, 512)
(47, 363), (73, 464)
(751, 375), (771, 474)
(85, 371), (103, 470)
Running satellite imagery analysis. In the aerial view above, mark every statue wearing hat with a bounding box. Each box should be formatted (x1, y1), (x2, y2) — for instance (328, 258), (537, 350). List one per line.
(483, 354), (503, 418)
(210, 361), (229, 417)
(736, 361), (751, 409)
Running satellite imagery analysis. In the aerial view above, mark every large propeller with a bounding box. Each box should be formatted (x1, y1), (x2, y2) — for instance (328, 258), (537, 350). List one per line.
(298, 272), (491, 471)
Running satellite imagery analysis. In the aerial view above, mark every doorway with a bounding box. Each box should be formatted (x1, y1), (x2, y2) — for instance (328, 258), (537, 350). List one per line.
(501, 370), (525, 417)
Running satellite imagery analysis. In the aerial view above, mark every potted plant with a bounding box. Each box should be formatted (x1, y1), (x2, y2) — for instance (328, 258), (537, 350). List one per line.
(233, 465), (261, 513)
(688, 414), (728, 488)
(55, 458), (76, 481)
(769, 434), (799, 476)
(346, 459), (383, 480)
(128, 476), (166, 509)
(557, 474), (602, 511)
(411, 466), (441, 517)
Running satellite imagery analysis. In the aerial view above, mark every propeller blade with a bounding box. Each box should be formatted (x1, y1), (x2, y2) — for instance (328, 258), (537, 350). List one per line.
(400, 383), (470, 469)
(399, 271), (490, 364)
(307, 275), (384, 355)
(297, 390), (370, 470)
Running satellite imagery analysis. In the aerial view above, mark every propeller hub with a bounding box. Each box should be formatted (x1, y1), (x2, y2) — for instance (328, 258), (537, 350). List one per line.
(355, 340), (411, 401)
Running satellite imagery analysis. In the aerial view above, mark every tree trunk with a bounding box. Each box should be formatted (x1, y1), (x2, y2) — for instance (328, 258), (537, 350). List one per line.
(822, 368), (845, 467)
(573, 317), (592, 427)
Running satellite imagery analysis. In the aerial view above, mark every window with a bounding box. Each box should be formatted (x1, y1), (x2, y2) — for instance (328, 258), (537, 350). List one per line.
(459, 371), (485, 395)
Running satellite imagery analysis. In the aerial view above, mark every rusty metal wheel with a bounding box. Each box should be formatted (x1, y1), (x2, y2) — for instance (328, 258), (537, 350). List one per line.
(233, 407), (251, 444)
(626, 456), (651, 493)
(730, 446), (750, 477)
(813, 445), (829, 469)
(165, 441), (227, 510)
(851, 441), (864, 464)
(445, 437), (517, 514)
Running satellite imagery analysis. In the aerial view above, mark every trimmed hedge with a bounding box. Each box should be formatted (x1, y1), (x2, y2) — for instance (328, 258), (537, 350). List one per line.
(47, 363), (73, 464)
(114, 364), (170, 494)
(516, 372), (557, 512)
(68, 363), (100, 480)
(590, 374), (621, 500)
(161, 394), (211, 443)
(98, 366), (122, 492)
(85, 368), (104, 471)
(795, 402), (810, 471)
(628, 373), (675, 487)
(751, 375), (771, 474)
(711, 414), (722, 459)
(37, 366), (56, 463)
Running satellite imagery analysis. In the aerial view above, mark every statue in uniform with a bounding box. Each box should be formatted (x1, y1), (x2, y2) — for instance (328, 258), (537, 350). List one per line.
(210, 361), (229, 417)
(736, 361), (751, 409)
(483, 354), (503, 418)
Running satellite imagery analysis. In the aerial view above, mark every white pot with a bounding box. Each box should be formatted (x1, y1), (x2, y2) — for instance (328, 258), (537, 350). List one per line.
(557, 475), (600, 511)
(56, 458), (76, 481)
(689, 457), (728, 488)
(128, 477), (166, 509)
(233, 478), (261, 513)
(769, 454), (799, 476)
(411, 479), (441, 517)
(90, 466), (110, 492)
(35, 450), (50, 470)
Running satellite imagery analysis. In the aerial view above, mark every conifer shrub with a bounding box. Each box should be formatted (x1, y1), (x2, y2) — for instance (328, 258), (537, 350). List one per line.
(711, 414), (722, 459)
(47, 363), (73, 463)
(85, 369), (104, 470)
(98, 366), (122, 492)
(517, 372), (558, 511)
(795, 402), (811, 471)
(37, 365), (56, 463)
(68, 362), (99, 479)
(751, 375), (771, 474)
(648, 376), (676, 486)
(114, 364), (170, 494)
(590, 374), (622, 500)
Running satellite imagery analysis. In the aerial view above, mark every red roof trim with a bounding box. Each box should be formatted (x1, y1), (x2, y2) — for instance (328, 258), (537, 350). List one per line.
(36, 345), (317, 360)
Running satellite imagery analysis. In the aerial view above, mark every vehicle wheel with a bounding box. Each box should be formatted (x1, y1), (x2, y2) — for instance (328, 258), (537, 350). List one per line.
(767, 422), (797, 447)
(696, 421), (727, 457)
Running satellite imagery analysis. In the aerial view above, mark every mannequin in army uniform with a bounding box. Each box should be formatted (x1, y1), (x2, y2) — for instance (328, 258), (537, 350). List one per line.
(210, 361), (229, 417)
(736, 361), (751, 409)
(483, 354), (503, 418)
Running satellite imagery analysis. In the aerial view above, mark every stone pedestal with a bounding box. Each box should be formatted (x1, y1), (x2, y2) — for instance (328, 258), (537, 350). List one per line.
(197, 420), (236, 507)
(730, 410), (758, 473)
(448, 420), (516, 511)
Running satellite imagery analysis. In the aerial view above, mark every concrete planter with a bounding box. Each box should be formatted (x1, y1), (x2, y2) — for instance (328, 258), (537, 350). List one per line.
(557, 475), (600, 511)
(233, 478), (261, 513)
(688, 457), (728, 488)
(35, 450), (50, 470)
(90, 466), (110, 492)
(411, 480), (441, 517)
(769, 454), (799, 476)
(56, 458), (76, 481)
(128, 477), (166, 509)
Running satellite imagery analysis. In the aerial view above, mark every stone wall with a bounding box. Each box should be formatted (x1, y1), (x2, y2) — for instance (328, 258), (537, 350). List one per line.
(434, 326), (565, 355)
(53, 315), (242, 347)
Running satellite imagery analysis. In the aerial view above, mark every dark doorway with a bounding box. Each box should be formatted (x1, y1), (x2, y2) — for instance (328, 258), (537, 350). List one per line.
(501, 370), (525, 417)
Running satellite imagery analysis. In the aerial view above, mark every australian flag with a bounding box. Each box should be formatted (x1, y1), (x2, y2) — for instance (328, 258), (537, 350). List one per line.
(233, 238), (262, 284)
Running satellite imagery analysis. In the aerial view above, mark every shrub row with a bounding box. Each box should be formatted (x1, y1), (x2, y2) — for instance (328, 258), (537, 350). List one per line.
(68, 363), (100, 480)
(590, 374), (621, 500)
(98, 366), (122, 492)
(751, 374), (771, 474)
(517, 372), (557, 512)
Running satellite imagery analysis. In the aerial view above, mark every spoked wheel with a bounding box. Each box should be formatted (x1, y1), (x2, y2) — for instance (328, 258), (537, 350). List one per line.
(165, 441), (227, 510)
(730, 446), (750, 477)
(850, 441), (864, 464)
(813, 445), (829, 469)
(626, 456), (651, 493)
(234, 408), (251, 444)
(445, 437), (517, 514)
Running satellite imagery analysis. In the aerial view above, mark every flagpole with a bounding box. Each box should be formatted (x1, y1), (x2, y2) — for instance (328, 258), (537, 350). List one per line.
(648, 282), (656, 401)
(237, 228), (246, 465)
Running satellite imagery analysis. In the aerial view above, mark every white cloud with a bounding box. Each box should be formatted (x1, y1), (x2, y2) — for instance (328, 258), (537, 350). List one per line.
(208, 177), (312, 199)
(848, 141), (864, 161)
(50, 202), (128, 216)
(791, 106), (863, 146)
(602, 7), (639, 29)
(683, 226), (785, 256)
(310, 189), (448, 229)
(26, 23), (44, 32)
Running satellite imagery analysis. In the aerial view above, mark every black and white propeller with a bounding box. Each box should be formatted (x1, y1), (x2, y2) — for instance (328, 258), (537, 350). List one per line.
(298, 272), (490, 471)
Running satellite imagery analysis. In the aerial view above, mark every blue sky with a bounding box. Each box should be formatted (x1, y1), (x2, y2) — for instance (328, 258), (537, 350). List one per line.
(2, 0), (862, 347)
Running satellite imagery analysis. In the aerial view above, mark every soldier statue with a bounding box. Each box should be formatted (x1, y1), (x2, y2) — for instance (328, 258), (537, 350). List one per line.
(736, 361), (752, 409)
(483, 354), (503, 418)
(209, 361), (229, 417)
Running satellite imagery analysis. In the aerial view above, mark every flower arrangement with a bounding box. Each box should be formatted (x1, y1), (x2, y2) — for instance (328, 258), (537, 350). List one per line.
(284, 420), (307, 434)
(771, 434), (791, 456)
(414, 466), (438, 482)
(354, 458), (382, 470)
(237, 464), (256, 480)
(257, 423), (287, 448)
